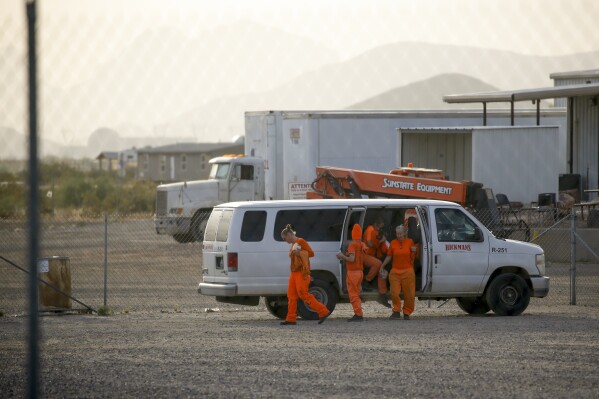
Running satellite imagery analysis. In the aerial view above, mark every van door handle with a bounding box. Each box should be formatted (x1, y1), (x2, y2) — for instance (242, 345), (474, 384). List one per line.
(434, 255), (439, 264)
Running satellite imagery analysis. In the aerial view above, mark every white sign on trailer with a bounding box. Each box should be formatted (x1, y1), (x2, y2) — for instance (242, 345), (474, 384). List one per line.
(288, 182), (313, 199)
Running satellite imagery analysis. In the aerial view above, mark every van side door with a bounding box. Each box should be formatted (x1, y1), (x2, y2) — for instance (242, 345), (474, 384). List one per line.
(430, 207), (489, 294)
(415, 206), (432, 292)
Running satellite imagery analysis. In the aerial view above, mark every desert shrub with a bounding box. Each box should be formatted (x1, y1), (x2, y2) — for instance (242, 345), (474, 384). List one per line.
(0, 160), (158, 215)
(0, 181), (25, 217)
(118, 180), (156, 213)
(58, 177), (93, 208)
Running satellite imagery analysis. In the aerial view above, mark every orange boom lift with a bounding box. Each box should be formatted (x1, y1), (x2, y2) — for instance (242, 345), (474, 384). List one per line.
(307, 163), (482, 207)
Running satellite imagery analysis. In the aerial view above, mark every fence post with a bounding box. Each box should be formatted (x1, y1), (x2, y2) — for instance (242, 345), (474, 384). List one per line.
(104, 212), (108, 307)
(26, 1), (40, 397)
(570, 207), (576, 305)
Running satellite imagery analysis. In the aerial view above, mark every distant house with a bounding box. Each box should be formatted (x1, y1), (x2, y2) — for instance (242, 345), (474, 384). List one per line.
(96, 151), (119, 171)
(96, 148), (139, 176)
(136, 142), (244, 182)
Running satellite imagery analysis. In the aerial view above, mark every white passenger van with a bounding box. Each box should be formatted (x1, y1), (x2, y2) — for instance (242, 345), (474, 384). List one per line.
(199, 199), (549, 319)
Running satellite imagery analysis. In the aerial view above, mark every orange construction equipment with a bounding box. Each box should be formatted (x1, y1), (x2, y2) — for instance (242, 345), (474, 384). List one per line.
(307, 163), (482, 207)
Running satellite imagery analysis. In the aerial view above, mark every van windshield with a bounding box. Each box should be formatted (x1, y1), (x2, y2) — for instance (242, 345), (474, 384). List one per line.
(209, 163), (230, 179)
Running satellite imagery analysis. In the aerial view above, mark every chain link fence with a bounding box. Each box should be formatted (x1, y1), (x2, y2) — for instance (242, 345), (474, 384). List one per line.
(474, 205), (599, 307)
(1, 207), (597, 316)
(1, 3), (599, 317)
(0, 213), (204, 315)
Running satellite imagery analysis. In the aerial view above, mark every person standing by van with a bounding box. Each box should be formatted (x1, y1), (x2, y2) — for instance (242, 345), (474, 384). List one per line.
(380, 225), (417, 320)
(280, 224), (331, 325)
(336, 224), (365, 322)
(363, 217), (391, 308)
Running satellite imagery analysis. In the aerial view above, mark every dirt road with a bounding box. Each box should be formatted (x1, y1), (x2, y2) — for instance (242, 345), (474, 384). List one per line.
(1, 301), (598, 398)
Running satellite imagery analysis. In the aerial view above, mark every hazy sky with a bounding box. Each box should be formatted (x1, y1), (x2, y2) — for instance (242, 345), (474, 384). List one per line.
(3, 0), (599, 59)
(1, 0), (598, 151)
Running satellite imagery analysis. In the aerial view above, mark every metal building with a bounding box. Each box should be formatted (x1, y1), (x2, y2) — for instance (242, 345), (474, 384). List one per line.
(245, 109), (566, 201)
(444, 76), (599, 200)
(398, 126), (560, 203)
(551, 69), (599, 107)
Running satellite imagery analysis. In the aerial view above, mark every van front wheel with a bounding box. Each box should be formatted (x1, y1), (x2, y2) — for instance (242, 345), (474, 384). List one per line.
(298, 278), (338, 320)
(486, 273), (530, 316)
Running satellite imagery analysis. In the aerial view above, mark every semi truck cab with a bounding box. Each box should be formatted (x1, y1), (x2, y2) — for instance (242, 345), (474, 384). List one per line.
(154, 155), (264, 243)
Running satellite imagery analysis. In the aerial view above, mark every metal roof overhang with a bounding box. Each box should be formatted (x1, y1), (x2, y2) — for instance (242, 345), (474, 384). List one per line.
(549, 69), (599, 80)
(443, 83), (599, 126)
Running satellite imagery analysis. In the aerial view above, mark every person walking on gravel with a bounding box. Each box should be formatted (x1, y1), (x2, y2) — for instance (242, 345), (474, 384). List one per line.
(280, 224), (331, 325)
(336, 224), (365, 322)
(380, 225), (418, 320)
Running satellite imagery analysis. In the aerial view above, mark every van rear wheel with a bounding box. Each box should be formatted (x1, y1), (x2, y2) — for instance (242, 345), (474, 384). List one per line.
(264, 296), (288, 320)
(486, 273), (530, 316)
(298, 278), (338, 320)
(456, 296), (490, 315)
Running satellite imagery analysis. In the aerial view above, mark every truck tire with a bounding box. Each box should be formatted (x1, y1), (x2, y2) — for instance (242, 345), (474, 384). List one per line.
(264, 296), (288, 320)
(485, 273), (530, 316)
(456, 297), (490, 315)
(191, 212), (209, 242)
(173, 233), (193, 244)
(297, 278), (338, 320)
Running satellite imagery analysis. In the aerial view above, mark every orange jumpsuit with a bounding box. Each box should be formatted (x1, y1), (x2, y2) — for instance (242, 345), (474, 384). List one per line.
(346, 240), (364, 317)
(387, 238), (417, 315)
(362, 225), (387, 293)
(285, 238), (330, 323)
(376, 239), (388, 259)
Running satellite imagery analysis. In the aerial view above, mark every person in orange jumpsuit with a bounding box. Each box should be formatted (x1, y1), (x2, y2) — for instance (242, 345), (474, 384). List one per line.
(375, 229), (389, 260)
(280, 224), (331, 325)
(362, 217), (390, 308)
(380, 225), (417, 320)
(336, 224), (365, 322)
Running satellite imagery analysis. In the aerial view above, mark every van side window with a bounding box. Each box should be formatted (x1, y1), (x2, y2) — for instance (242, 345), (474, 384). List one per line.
(435, 208), (482, 243)
(274, 209), (346, 242)
(241, 211), (267, 242)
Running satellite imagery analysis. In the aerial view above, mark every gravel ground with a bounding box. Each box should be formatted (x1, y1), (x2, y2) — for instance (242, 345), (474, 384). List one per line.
(1, 300), (599, 398)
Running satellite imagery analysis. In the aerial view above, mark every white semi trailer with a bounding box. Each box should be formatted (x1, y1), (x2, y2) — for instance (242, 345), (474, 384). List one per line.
(155, 109), (565, 243)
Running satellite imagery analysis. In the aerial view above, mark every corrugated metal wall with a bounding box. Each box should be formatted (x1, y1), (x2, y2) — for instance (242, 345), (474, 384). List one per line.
(471, 127), (560, 204)
(401, 126), (560, 204)
(573, 95), (599, 198)
(553, 77), (599, 107)
(400, 132), (472, 181)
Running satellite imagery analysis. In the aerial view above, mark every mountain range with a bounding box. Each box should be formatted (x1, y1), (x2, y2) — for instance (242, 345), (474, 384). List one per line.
(1, 20), (598, 158)
(167, 42), (598, 137)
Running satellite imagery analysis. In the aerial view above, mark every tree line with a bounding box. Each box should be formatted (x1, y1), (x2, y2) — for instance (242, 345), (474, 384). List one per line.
(0, 161), (157, 218)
